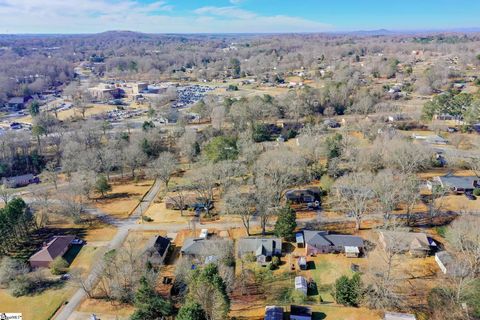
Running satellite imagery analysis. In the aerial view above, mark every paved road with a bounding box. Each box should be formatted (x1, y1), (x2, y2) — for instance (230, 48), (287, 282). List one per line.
(54, 179), (162, 320)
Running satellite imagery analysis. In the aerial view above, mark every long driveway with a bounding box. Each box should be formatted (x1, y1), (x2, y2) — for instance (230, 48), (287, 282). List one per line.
(54, 179), (162, 320)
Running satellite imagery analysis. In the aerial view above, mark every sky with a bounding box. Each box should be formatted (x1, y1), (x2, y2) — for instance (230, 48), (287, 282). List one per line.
(1, 0), (480, 34)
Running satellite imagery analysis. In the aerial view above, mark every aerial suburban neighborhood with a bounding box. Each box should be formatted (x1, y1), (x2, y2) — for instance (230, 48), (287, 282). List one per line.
(0, 1), (480, 320)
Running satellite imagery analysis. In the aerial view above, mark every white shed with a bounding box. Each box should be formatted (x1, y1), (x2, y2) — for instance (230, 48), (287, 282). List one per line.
(384, 312), (416, 320)
(345, 246), (360, 258)
(294, 276), (308, 295)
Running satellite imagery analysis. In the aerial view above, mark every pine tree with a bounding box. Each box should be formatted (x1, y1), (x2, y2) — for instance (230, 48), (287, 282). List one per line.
(177, 300), (207, 320)
(274, 205), (297, 240)
(130, 276), (171, 320)
(333, 273), (362, 307)
(95, 175), (111, 198)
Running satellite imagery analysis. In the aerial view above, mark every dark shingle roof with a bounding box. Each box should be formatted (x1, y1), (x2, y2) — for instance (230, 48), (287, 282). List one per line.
(303, 230), (364, 248)
(181, 238), (232, 256)
(146, 235), (170, 257)
(29, 235), (75, 263)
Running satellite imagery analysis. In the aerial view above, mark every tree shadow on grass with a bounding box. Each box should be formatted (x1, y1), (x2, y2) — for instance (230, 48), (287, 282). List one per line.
(10, 227), (88, 262)
(312, 312), (327, 320)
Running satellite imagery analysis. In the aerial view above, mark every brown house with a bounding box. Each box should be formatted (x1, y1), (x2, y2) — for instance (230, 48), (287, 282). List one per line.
(378, 231), (433, 257)
(29, 235), (75, 268)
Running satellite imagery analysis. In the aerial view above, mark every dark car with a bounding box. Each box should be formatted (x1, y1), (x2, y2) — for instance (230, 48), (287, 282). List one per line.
(465, 192), (476, 200)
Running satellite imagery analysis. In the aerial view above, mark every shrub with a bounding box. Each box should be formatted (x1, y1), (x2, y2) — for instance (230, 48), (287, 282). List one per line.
(333, 273), (362, 307)
(142, 216), (153, 222)
(0, 257), (29, 288)
(271, 256), (280, 268)
(50, 257), (69, 275)
(473, 188), (480, 197)
(9, 275), (34, 297)
(244, 252), (257, 263)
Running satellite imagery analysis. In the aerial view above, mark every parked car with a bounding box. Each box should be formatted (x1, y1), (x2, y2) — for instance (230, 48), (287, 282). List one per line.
(60, 273), (71, 280)
(71, 239), (85, 245)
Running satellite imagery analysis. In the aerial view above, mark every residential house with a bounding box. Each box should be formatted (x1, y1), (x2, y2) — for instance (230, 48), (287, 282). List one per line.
(428, 175), (478, 194)
(237, 237), (282, 264)
(264, 306), (284, 320)
(300, 230), (364, 257)
(384, 312), (416, 320)
(378, 231), (434, 257)
(144, 235), (171, 265)
(7, 96), (31, 110)
(29, 235), (76, 268)
(285, 188), (321, 204)
(294, 276), (308, 295)
(2, 174), (40, 188)
(181, 238), (232, 263)
(290, 305), (312, 320)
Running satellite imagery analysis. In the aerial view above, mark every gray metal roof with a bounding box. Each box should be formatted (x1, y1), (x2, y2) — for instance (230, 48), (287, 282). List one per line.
(181, 238), (232, 256)
(237, 237), (282, 256)
(436, 175), (477, 190)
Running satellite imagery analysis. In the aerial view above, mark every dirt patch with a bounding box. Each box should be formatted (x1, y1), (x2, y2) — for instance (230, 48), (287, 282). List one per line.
(92, 179), (153, 219)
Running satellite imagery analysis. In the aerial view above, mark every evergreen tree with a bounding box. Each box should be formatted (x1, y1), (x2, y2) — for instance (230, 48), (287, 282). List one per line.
(177, 300), (207, 320)
(333, 273), (362, 307)
(28, 101), (40, 117)
(274, 205), (297, 240)
(95, 175), (111, 198)
(130, 276), (171, 320)
(188, 264), (230, 320)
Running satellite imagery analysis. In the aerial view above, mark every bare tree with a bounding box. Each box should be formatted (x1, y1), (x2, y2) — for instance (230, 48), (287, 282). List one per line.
(383, 138), (431, 174)
(223, 187), (256, 236)
(43, 161), (59, 190)
(0, 185), (13, 205)
(253, 148), (307, 233)
(147, 152), (177, 191)
(331, 171), (375, 232)
(123, 143), (147, 179)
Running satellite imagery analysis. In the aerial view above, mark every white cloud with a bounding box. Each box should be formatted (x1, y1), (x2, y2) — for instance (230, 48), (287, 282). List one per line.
(194, 6), (257, 20)
(0, 0), (332, 34)
(229, 0), (245, 4)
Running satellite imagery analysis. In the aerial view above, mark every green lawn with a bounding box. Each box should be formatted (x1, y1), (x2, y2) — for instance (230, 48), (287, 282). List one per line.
(0, 286), (75, 320)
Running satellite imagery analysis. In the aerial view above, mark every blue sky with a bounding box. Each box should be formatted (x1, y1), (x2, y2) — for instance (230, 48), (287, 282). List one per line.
(1, 0), (479, 34)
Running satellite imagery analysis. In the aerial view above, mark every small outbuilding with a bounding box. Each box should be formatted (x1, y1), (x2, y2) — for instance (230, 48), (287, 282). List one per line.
(384, 312), (416, 320)
(345, 246), (360, 258)
(265, 306), (284, 320)
(298, 256), (307, 270)
(294, 276), (308, 295)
